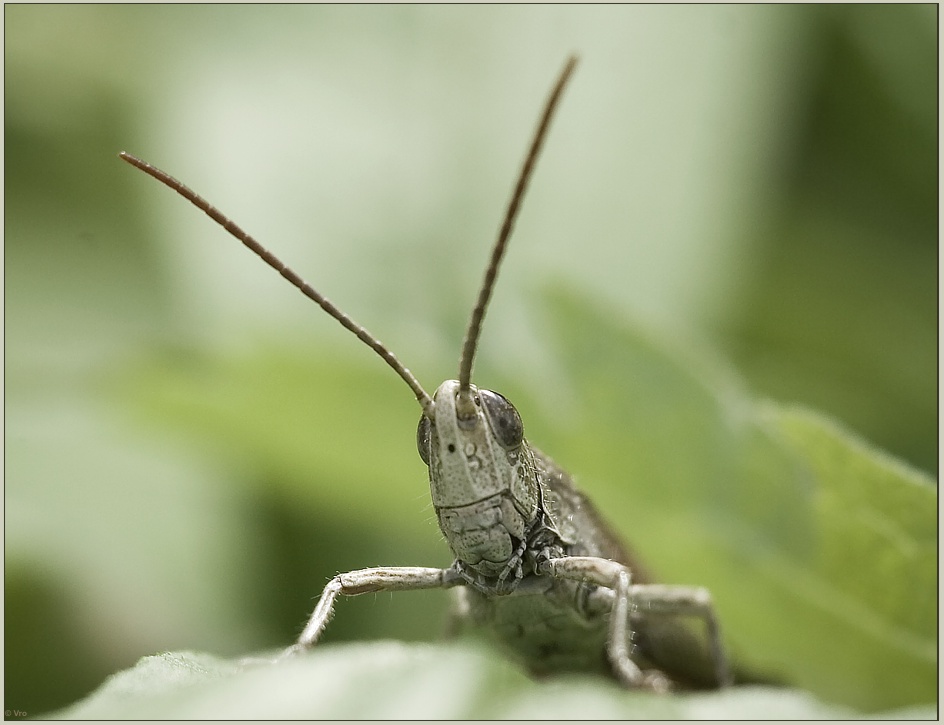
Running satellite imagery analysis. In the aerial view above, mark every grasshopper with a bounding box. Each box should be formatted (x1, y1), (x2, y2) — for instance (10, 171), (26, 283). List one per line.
(120, 55), (731, 692)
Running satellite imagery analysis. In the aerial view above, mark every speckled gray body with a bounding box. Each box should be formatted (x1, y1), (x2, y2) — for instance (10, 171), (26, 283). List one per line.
(421, 380), (719, 688)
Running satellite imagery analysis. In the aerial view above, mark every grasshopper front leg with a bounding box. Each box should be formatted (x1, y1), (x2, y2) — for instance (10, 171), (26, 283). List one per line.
(537, 556), (731, 690)
(281, 566), (462, 658)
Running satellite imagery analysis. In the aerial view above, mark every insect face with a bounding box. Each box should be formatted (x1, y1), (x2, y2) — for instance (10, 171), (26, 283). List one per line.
(417, 380), (540, 583)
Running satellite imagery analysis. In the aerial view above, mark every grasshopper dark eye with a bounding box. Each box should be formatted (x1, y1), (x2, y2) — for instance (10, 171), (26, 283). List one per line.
(480, 390), (523, 450)
(417, 415), (432, 465)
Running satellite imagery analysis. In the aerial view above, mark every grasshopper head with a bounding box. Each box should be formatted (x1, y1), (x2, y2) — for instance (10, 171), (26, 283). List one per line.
(417, 380), (540, 577)
(417, 380), (527, 506)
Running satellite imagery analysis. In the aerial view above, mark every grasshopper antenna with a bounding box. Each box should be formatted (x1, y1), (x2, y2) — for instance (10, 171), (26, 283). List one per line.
(457, 54), (578, 392)
(118, 151), (435, 416)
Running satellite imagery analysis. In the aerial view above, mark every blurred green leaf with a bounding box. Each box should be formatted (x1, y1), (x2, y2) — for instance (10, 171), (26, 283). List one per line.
(531, 289), (936, 712)
(117, 343), (448, 555)
(49, 644), (933, 720)
(114, 288), (936, 713)
(718, 4), (937, 472)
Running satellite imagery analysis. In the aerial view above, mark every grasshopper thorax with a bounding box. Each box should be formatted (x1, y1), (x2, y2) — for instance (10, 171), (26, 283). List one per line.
(417, 380), (541, 584)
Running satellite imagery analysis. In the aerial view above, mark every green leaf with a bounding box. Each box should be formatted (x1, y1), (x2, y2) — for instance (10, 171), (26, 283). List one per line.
(518, 288), (937, 711)
(109, 287), (936, 714)
(48, 645), (930, 720)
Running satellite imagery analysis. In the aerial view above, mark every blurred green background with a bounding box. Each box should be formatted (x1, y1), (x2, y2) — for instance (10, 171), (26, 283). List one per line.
(5, 5), (936, 716)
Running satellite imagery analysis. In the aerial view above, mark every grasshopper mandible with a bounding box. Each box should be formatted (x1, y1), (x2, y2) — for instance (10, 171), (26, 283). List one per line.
(120, 55), (731, 692)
